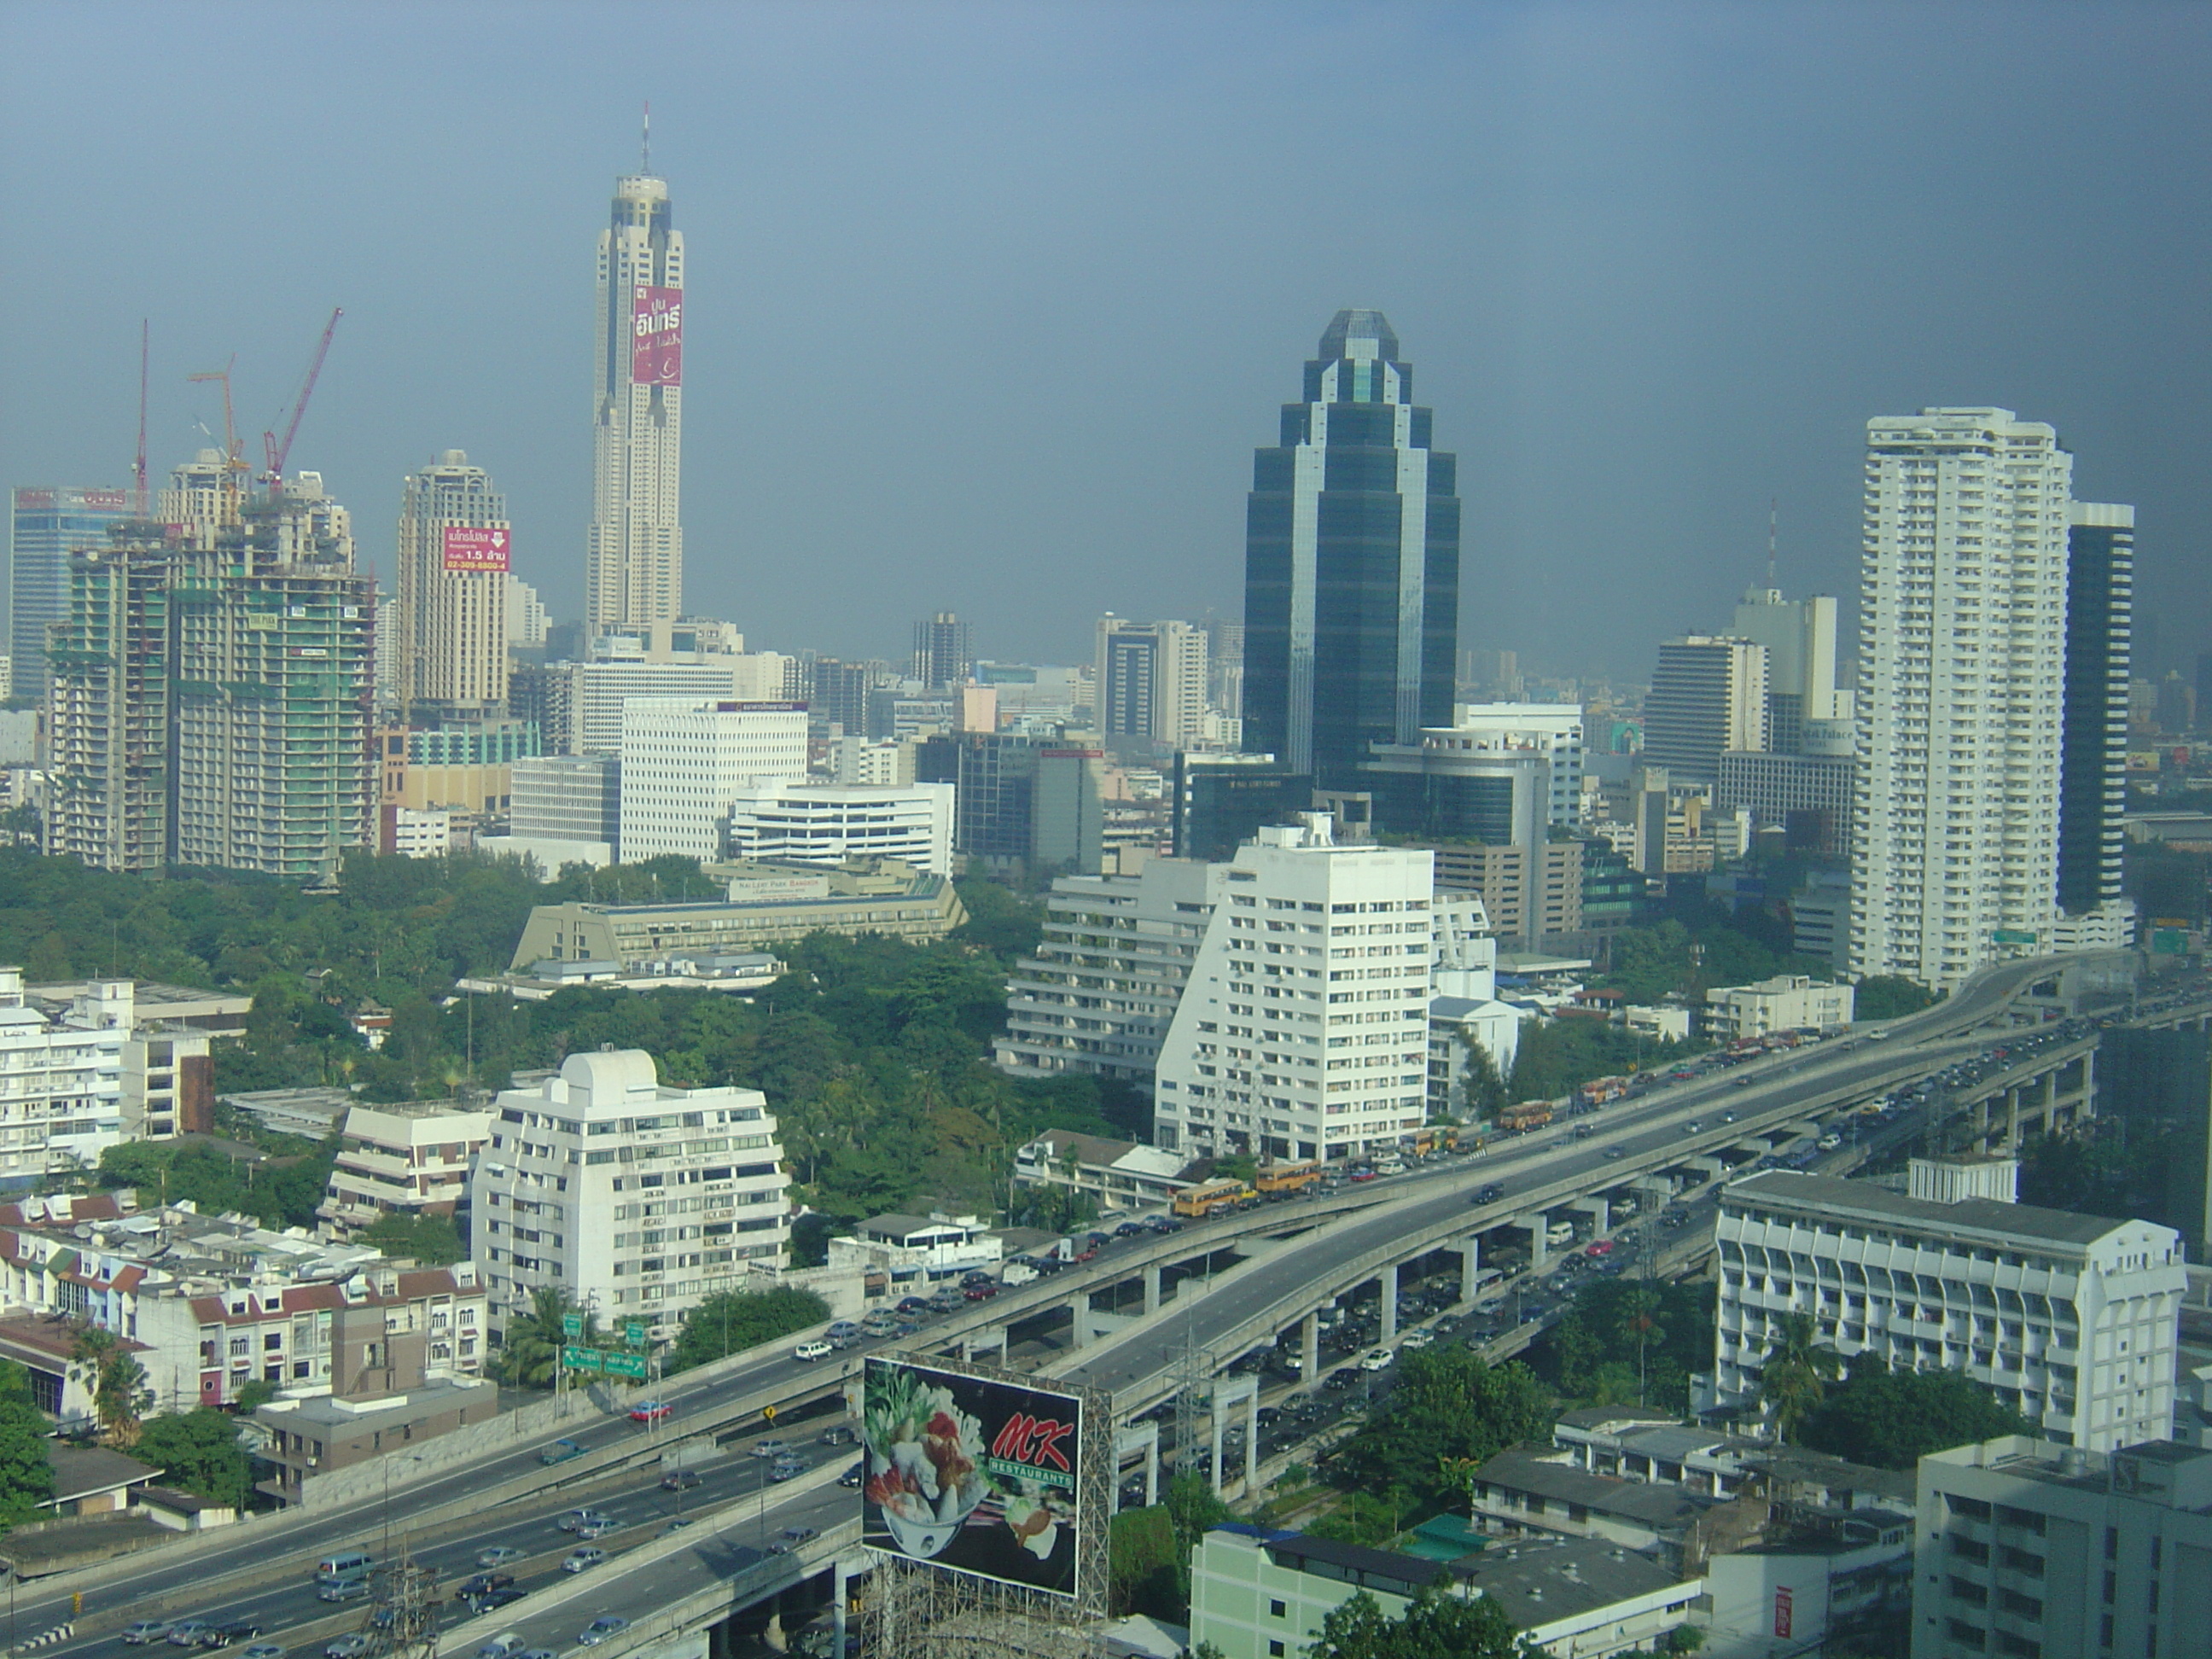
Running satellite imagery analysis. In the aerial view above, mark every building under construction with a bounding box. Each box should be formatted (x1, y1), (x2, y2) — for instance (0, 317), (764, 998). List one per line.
(45, 460), (375, 881)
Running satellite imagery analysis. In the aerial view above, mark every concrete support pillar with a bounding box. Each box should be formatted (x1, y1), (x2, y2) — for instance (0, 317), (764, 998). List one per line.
(1144, 1264), (1162, 1318)
(1459, 1235), (1482, 1302)
(1244, 1388), (1259, 1490)
(1570, 1196), (1610, 1235)
(1301, 1312), (1319, 1392)
(1070, 1291), (1091, 1348)
(1379, 1262), (1400, 1345)
(832, 1558), (849, 1659)
(1209, 1397), (1225, 1495)
(2004, 1087), (2021, 1150)
(1146, 1434), (1160, 1507)
(1522, 1216), (1549, 1271)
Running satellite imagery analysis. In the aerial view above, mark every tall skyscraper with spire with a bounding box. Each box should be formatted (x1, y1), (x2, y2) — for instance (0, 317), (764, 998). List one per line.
(587, 140), (684, 641)
(1243, 310), (1460, 791)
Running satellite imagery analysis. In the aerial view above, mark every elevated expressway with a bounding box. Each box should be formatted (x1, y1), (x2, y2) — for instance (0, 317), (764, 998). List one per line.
(0, 952), (2122, 1659)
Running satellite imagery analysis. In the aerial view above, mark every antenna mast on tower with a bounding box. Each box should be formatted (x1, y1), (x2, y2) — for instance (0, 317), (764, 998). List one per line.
(1767, 498), (1778, 590)
(135, 321), (149, 517)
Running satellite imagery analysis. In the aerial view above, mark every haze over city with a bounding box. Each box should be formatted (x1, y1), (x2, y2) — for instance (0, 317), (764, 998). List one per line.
(4, 1), (2208, 674)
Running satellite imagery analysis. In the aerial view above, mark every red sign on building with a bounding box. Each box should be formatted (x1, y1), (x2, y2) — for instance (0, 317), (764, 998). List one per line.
(1773, 1586), (1794, 1639)
(632, 285), (683, 386)
(442, 526), (511, 572)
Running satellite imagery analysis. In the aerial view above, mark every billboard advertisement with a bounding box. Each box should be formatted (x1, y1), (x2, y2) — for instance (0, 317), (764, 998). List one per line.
(632, 285), (684, 386)
(861, 1357), (1084, 1598)
(442, 526), (511, 572)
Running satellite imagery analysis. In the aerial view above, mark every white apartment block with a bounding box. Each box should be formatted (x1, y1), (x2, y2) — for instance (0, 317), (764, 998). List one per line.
(1703, 973), (1856, 1040)
(470, 1049), (789, 1342)
(1850, 408), (2071, 988)
(1095, 615), (1210, 749)
(1449, 701), (1586, 824)
(615, 700), (808, 862)
(995, 857), (1216, 1086)
(830, 736), (916, 787)
(320, 1102), (494, 1235)
(1714, 1169), (2186, 1453)
(721, 778), (954, 876)
(0, 968), (125, 1177)
(551, 655), (791, 755)
(1912, 1435), (2212, 1659)
(1153, 815), (1434, 1162)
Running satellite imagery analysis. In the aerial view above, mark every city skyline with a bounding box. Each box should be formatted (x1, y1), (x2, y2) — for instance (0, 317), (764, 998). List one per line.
(3, 5), (2206, 676)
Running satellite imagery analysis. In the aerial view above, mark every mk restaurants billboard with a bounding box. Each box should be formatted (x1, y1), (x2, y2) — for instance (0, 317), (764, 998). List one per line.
(441, 526), (511, 572)
(632, 284), (683, 386)
(862, 1357), (1084, 1598)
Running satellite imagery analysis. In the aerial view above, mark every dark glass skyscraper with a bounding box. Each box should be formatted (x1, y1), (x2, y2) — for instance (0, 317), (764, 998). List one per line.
(2058, 504), (2133, 917)
(1243, 310), (1460, 791)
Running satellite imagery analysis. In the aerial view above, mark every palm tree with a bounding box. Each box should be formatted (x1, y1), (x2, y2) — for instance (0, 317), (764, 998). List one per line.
(1757, 1312), (1843, 1446)
(496, 1289), (597, 1389)
(68, 1324), (153, 1447)
(1615, 1287), (1665, 1406)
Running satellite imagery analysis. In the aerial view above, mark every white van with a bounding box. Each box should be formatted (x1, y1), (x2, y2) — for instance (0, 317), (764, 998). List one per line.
(793, 1339), (834, 1363)
(316, 1551), (373, 1583)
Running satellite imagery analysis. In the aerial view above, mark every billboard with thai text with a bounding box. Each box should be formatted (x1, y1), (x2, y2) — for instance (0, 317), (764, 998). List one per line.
(442, 526), (511, 572)
(632, 285), (683, 386)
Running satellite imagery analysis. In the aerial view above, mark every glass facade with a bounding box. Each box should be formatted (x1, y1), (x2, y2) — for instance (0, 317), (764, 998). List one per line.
(9, 486), (131, 697)
(1170, 753), (1313, 861)
(2059, 513), (2132, 915)
(1243, 311), (1459, 791)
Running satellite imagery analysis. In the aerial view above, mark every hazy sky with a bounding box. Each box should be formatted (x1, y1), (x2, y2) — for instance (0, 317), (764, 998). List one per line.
(3, 2), (2207, 678)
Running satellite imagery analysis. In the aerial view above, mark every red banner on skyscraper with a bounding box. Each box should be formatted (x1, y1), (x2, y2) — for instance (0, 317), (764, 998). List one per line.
(632, 285), (683, 386)
(443, 526), (511, 572)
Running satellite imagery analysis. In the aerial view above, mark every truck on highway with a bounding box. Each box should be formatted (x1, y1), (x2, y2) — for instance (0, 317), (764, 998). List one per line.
(1576, 1076), (1630, 1108)
(1497, 1100), (1554, 1134)
(1173, 1177), (1256, 1220)
(999, 1258), (1039, 1287)
(1255, 1160), (1321, 1198)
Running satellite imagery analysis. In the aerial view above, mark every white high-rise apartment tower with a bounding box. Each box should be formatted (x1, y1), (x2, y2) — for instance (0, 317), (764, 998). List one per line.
(588, 168), (684, 639)
(1850, 409), (2072, 988)
(1152, 815), (1434, 1163)
(395, 451), (509, 718)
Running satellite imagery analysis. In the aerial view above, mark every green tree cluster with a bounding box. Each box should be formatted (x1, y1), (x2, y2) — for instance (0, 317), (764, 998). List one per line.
(135, 1408), (253, 1509)
(358, 1212), (466, 1266)
(1530, 1278), (1716, 1412)
(1854, 975), (1938, 1022)
(96, 1138), (337, 1233)
(1601, 917), (1833, 1006)
(1302, 1586), (1540, 1659)
(665, 1288), (830, 1375)
(1505, 1019), (1705, 1104)
(1330, 1348), (1554, 1516)
(1799, 1353), (2035, 1470)
(0, 1360), (55, 1528)
(1107, 1503), (1182, 1621)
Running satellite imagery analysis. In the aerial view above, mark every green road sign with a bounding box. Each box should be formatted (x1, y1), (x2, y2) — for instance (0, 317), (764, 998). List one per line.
(562, 1313), (584, 1338)
(603, 1352), (649, 1380)
(625, 1322), (648, 1348)
(562, 1345), (603, 1373)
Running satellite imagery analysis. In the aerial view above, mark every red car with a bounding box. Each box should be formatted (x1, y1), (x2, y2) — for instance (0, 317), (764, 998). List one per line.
(1584, 1240), (1614, 1257)
(628, 1400), (672, 1423)
(963, 1282), (1001, 1301)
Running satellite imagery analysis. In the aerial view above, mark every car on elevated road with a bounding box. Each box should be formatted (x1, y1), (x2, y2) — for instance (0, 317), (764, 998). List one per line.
(539, 1437), (585, 1465)
(577, 1620), (629, 1648)
(1357, 1348), (1394, 1371)
(562, 1546), (607, 1574)
(476, 1545), (526, 1568)
(123, 1625), (174, 1646)
(629, 1399), (672, 1422)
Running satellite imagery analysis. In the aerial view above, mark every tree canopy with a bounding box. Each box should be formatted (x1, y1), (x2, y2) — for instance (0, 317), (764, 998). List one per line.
(135, 1407), (253, 1509)
(1799, 1353), (2035, 1470)
(1528, 1278), (1715, 1412)
(1330, 1348), (1554, 1514)
(665, 1288), (830, 1375)
(1303, 1586), (1540, 1659)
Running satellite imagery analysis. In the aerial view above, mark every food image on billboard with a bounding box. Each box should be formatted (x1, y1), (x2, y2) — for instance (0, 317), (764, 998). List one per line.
(632, 285), (683, 386)
(442, 526), (511, 572)
(862, 1357), (1082, 1598)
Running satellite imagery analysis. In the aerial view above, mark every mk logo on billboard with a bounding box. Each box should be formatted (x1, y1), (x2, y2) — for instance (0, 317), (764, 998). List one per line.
(988, 1413), (1074, 1474)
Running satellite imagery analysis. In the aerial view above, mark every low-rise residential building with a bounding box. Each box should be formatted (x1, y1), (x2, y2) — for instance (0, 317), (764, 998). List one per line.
(995, 859), (1214, 1086)
(1703, 974), (1855, 1040)
(1464, 1444), (1714, 1560)
(1010, 1130), (1197, 1214)
(826, 1212), (1002, 1287)
(1911, 1435), (2212, 1659)
(1712, 1170), (2187, 1452)
(319, 1102), (493, 1236)
(479, 951), (783, 1002)
(1189, 1525), (1701, 1659)
(508, 856), (966, 971)
(470, 1050), (789, 1342)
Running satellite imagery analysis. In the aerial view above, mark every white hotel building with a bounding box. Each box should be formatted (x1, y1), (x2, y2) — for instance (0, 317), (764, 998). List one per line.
(1152, 815), (1433, 1162)
(1849, 408), (2071, 988)
(721, 778), (955, 876)
(470, 1050), (789, 1342)
(1713, 1167), (2185, 1453)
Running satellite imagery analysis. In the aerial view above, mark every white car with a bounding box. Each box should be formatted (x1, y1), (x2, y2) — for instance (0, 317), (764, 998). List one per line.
(1357, 1348), (1394, 1372)
(1817, 1133), (1842, 1150)
(1399, 1328), (1435, 1350)
(793, 1338), (834, 1362)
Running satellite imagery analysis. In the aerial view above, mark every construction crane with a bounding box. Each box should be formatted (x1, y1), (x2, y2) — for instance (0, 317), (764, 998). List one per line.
(263, 307), (342, 494)
(187, 357), (249, 525)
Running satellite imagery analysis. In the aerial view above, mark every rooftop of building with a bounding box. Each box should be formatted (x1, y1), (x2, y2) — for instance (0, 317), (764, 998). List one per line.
(1925, 1435), (2212, 1511)
(1723, 1169), (2150, 1249)
(1556, 1406), (1681, 1434)
(1018, 1129), (1194, 1181)
(1469, 1446), (1714, 1531)
(254, 1372), (494, 1430)
(47, 1445), (161, 1505)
